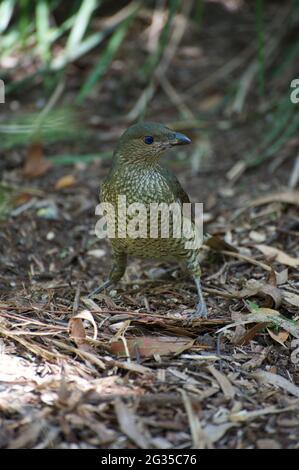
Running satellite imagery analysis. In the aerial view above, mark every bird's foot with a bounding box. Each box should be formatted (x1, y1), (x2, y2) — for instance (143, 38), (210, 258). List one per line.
(185, 301), (208, 322)
(87, 279), (112, 298)
(194, 300), (208, 318)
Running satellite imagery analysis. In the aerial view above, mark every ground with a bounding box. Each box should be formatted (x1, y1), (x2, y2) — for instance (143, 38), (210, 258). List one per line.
(0, 1), (299, 449)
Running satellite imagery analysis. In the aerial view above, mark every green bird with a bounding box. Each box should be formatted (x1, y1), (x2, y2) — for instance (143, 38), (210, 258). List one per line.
(90, 122), (209, 318)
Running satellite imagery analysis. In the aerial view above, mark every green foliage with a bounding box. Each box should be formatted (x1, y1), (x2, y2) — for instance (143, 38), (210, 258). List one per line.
(0, 108), (83, 148)
(142, 0), (180, 78)
(0, 0), (139, 100)
(77, 4), (138, 103)
(255, 0), (265, 96)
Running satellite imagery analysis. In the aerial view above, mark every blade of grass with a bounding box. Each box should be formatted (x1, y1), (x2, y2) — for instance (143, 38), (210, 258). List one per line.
(0, 0), (15, 34)
(35, 0), (51, 63)
(77, 7), (137, 103)
(262, 96), (295, 146)
(18, 0), (32, 47)
(47, 152), (112, 165)
(0, 108), (84, 148)
(66, 0), (99, 53)
(142, 0), (180, 78)
(255, 0), (265, 96)
(51, 29), (107, 70)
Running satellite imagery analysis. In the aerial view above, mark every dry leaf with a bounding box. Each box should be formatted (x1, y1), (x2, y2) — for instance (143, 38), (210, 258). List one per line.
(217, 308), (299, 339)
(69, 318), (90, 351)
(228, 279), (282, 308)
(181, 389), (211, 449)
(256, 245), (299, 267)
(267, 329), (289, 347)
(114, 399), (150, 448)
(205, 235), (238, 253)
(282, 290), (299, 308)
(69, 310), (97, 352)
(249, 230), (266, 243)
(72, 310), (98, 340)
(203, 423), (237, 443)
(254, 370), (299, 398)
(275, 269), (288, 285)
(7, 421), (46, 449)
(55, 174), (76, 189)
(236, 322), (267, 346)
(207, 365), (235, 399)
(23, 141), (52, 178)
(13, 192), (33, 206)
(110, 335), (194, 358)
(256, 439), (281, 449)
(249, 191), (299, 208)
(229, 405), (295, 422)
(242, 347), (270, 370)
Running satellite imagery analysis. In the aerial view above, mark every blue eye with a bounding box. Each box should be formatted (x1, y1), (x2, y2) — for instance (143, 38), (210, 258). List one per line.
(144, 135), (154, 145)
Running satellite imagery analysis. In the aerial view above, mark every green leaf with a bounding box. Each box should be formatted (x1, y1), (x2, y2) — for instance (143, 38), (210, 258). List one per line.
(77, 9), (137, 103)
(36, 0), (51, 63)
(0, 0), (15, 34)
(66, 0), (99, 53)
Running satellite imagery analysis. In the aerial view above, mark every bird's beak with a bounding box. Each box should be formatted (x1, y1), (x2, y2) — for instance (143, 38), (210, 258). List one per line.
(170, 132), (192, 146)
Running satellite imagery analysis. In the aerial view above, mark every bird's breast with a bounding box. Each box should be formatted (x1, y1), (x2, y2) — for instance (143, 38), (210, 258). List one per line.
(102, 166), (175, 205)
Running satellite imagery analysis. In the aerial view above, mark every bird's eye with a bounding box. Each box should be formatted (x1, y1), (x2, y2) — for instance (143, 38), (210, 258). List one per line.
(143, 135), (154, 145)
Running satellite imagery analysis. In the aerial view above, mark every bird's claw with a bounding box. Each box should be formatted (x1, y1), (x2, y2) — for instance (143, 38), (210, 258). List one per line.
(194, 301), (208, 318)
(185, 301), (208, 323)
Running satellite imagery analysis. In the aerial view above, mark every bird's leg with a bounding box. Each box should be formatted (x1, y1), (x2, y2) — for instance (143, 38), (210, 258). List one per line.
(185, 258), (208, 319)
(88, 252), (127, 298)
(193, 277), (208, 318)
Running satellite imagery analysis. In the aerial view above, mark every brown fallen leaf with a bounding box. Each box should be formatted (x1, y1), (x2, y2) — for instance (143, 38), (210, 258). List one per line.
(217, 308), (299, 339)
(69, 317), (90, 352)
(12, 192), (33, 206)
(228, 279), (282, 309)
(205, 235), (238, 253)
(207, 365), (235, 399)
(256, 244), (299, 267)
(236, 322), (268, 346)
(267, 328), (289, 347)
(249, 191), (299, 208)
(110, 335), (194, 358)
(23, 140), (52, 178)
(55, 174), (76, 190)
(242, 346), (270, 370)
(69, 310), (97, 352)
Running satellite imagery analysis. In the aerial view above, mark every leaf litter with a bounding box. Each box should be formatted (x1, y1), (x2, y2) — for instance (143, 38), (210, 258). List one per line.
(1, 3), (299, 450)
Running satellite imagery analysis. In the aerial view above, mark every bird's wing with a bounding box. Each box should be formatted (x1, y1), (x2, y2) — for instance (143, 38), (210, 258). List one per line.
(160, 167), (190, 205)
(161, 167), (238, 252)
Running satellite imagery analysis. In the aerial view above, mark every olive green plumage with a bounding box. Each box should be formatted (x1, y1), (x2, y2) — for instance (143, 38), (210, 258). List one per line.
(93, 122), (208, 318)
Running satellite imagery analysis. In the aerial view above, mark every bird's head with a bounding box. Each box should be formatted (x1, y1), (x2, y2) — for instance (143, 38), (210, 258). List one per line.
(114, 122), (191, 166)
